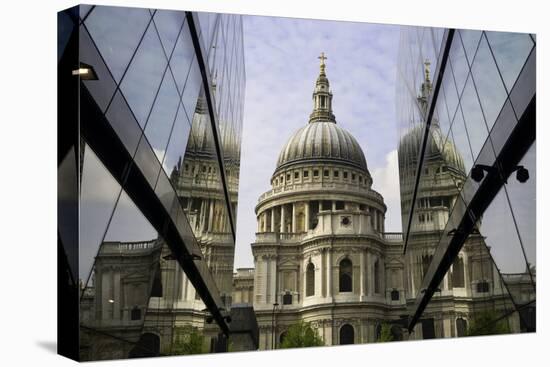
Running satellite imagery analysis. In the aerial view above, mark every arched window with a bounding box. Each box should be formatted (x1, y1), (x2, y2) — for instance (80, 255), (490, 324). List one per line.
(451, 257), (465, 288)
(339, 324), (354, 345)
(131, 306), (141, 320)
(374, 259), (380, 294)
(129, 333), (160, 358)
(283, 291), (293, 305)
(339, 258), (353, 292)
(279, 331), (288, 346)
(391, 289), (400, 301)
(375, 324), (382, 341)
(391, 325), (403, 341)
(477, 280), (489, 293)
(306, 262), (315, 297)
(456, 317), (467, 337)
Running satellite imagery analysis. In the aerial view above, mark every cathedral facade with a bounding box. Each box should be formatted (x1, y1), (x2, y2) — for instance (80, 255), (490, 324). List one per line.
(236, 55), (527, 349)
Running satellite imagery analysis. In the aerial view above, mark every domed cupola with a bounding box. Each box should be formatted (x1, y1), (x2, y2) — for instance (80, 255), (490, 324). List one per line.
(398, 60), (465, 175)
(274, 54), (370, 179)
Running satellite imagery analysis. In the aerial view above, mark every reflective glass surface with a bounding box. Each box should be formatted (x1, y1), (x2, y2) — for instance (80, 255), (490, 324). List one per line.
(119, 21), (167, 127)
(76, 5), (246, 360)
(397, 26), (536, 339)
(470, 34), (508, 131)
(84, 6), (151, 83)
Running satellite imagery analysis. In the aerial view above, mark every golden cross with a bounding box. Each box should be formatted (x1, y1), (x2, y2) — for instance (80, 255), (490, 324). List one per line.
(318, 52), (327, 66)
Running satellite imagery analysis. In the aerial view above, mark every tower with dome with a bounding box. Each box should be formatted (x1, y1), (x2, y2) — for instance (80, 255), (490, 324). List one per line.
(231, 54), (529, 349)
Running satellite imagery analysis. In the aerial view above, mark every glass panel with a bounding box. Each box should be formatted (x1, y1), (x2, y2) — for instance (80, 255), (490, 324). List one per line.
(79, 4), (94, 20)
(487, 99), (518, 154)
(120, 22), (167, 127)
(104, 191), (158, 242)
(441, 71), (459, 125)
(153, 10), (185, 57)
(509, 47), (535, 117)
(162, 103), (192, 177)
(58, 9), (75, 62)
(470, 34), (508, 131)
(449, 34), (469, 97)
(84, 5), (151, 83)
(477, 187), (532, 306)
(155, 169), (178, 215)
(79, 145), (122, 285)
(170, 25), (196, 95)
(486, 31), (534, 92)
(459, 74), (489, 159)
(458, 29), (482, 66)
(181, 58), (203, 119)
(434, 96), (451, 139)
(80, 189), (163, 361)
(449, 109), (474, 174)
(105, 90), (143, 156)
(133, 136), (162, 189)
(198, 12), (218, 50)
(143, 69), (180, 164)
(504, 142), (536, 286)
(79, 25), (118, 113)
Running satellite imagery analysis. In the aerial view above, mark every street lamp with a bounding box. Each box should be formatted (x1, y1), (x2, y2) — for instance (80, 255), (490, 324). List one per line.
(271, 302), (279, 349)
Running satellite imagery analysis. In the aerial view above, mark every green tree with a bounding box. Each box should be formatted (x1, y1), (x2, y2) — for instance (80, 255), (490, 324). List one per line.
(171, 325), (205, 355)
(376, 323), (394, 342)
(467, 310), (511, 336)
(280, 321), (324, 349)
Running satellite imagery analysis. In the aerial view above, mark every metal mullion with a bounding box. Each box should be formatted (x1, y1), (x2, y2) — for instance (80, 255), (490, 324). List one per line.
(402, 28), (455, 255)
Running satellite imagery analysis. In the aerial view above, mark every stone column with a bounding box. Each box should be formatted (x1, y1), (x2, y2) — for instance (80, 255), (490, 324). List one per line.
(270, 256), (278, 304)
(199, 200), (206, 233)
(292, 203), (296, 233)
(360, 250), (366, 298)
(280, 205), (286, 233)
(381, 257), (386, 297)
(304, 201), (310, 231)
(367, 252), (374, 296)
(113, 271), (120, 320)
(263, 212), (268, 232)
(464, 254), (471, 296)
(271, 207), (276, 233)
(260, 255), (269, 304)
(208, 199), (214, 232)
(409, 251), (416, 297)
(492, 262), (502, 294)
(327, 250), (333, 298)
(373, 210), (378, 232)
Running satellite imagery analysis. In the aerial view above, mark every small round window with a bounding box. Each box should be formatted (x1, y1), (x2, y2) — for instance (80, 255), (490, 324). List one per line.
(341, 216), (351, 226)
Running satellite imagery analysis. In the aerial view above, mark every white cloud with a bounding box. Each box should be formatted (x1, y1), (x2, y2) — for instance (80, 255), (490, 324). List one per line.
(371, 149), (402, 233)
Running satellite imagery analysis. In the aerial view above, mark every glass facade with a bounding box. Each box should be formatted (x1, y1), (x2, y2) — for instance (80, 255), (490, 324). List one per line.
(58, 5), (247, 361)
(397, 27), (535, 339)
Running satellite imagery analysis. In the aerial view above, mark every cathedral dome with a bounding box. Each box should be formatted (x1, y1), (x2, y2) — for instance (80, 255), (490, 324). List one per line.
(274, 52), (369, 175)
(398, 60), (465, 175)
(276, 121), (368, 172)
(398, 123), (465, 174)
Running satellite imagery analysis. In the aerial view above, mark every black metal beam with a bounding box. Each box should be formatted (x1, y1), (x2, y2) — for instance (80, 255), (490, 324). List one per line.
(407, 95), (536, 332)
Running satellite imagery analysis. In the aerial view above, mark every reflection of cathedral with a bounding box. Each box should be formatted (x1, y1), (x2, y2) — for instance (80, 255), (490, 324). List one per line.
(232, 55), (534, 349)
(80, 89), (242, 358)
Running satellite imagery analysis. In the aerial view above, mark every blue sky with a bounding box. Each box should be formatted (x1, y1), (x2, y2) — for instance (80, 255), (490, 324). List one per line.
(234, 15), (402, 268)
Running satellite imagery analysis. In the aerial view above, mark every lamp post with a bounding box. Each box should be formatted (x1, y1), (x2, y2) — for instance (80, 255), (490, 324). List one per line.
(271, 302), (279, 349)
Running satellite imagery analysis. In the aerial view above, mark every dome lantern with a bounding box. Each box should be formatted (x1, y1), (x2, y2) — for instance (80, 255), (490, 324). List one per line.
(309, 52), (336, 124)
